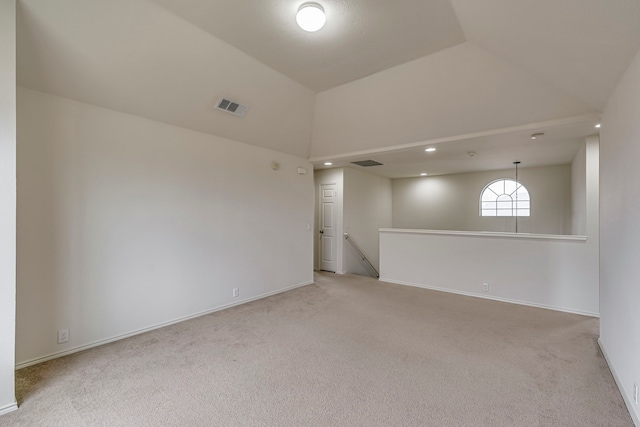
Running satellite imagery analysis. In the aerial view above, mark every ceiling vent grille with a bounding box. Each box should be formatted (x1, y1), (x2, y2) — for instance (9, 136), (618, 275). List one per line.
(351, 160), (383, 167)
(216, 98), (249, 117)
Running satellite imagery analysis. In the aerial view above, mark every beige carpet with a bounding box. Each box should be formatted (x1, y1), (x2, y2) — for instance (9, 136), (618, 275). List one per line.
(1, 272), (633, 426)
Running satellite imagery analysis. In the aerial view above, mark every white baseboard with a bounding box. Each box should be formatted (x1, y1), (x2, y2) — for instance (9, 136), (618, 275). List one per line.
(15, 280), (314, 370)
(0, 402), (18, 417)
(379, 277), (600, 318)
(598, 338), (639, 426)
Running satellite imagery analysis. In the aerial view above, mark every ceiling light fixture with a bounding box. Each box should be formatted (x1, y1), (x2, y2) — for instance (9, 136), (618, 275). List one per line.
(296, 3), (326, 32)
(324, 162), (333, 166)
(595, 124), (601, 128)
(531, 132), (544, 140)
(467, 151), (477, 157)
(425, 147), (436, 152)
(420, 173), (428, 176)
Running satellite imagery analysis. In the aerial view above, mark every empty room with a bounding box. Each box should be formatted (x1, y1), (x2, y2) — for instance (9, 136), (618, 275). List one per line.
(1, 0), (640, 425)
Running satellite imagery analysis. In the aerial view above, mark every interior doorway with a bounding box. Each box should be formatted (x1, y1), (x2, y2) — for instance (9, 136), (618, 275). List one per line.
(318, 183), (337, 272)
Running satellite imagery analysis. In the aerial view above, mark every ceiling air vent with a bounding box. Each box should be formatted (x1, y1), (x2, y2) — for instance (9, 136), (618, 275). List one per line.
(216, 98), (249, 117)
(351, 160), (383, 167)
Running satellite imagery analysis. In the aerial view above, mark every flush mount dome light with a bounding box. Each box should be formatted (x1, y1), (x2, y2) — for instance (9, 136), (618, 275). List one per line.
(296, 3), (326, 32)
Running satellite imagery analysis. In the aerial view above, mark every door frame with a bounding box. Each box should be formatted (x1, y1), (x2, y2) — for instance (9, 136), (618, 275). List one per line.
(318, 183), (338, 272)
(314, 172), (344, 274)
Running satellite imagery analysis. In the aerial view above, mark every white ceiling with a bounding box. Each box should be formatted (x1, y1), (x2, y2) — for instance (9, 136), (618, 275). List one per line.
(147, 0), (640, 108)
(313, 116), (601, 179)
(451, 0), (640, 111)
(148, 0), (466, 92)
(17, 0), (318, 158)
(15, 0), (640, 176)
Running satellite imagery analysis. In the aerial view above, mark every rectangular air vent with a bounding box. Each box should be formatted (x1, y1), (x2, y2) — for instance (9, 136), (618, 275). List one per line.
(216, 98), (249, 117)
(351, 160), (383, 167)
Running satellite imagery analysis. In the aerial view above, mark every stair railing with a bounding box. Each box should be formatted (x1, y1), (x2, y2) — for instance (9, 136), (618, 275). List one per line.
(344, 233), (380, 278)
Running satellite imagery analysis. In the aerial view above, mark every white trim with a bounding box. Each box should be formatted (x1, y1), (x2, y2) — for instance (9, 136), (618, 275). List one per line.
(308, 113), (602, 163)
(379, 228), (587, 242)
(317, 181), (340, 274)
(598, 339), (640, 426)
(15, 280), (314, 370)
(480, 178), (531, 217)
(379, 277), (600, 318)
(0, 402), (18, 417)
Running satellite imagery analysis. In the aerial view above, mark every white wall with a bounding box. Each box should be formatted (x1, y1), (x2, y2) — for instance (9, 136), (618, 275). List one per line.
(381, 141), (600, 319)
(571, 142), (587, 235)
(599, 48), (640, 426)
(17, 0), (317, 159)
(583, 135), (599, 251)
(0, 0), (17, 416)
(16, 88), (314, 367)
(311, 42), (593, 159)
(569, 135), (600, 239)
(380, 230), (599, 317)
(392, 164), (572, 235)
(314, 168), (344, 274)
(343, 168), (392, 276)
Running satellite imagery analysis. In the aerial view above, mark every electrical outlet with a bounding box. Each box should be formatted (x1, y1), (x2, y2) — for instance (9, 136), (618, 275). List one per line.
(232, 288), (239, 298)
(634, 382), (639, 405)
(57, 329), (69, 344)
(482, 282), (489, 292)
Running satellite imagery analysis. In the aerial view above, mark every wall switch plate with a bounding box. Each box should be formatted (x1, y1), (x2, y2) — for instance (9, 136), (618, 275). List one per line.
(57, 329), (69, 344)
(232, 288), (239, 298)
(634, 382), (639, 405)
(482, 282), (489, 292)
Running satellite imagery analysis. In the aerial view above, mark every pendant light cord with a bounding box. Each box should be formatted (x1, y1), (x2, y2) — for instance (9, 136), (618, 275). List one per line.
(514, 161), (520, 233)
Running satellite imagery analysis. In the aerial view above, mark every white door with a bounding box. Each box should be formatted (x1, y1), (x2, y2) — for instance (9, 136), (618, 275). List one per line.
(319, 183), (337, 272)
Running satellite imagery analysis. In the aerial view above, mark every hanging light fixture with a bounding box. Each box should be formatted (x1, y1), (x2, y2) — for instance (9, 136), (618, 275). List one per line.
(296, 3), (326, 32)
(514, 161), (520, 233)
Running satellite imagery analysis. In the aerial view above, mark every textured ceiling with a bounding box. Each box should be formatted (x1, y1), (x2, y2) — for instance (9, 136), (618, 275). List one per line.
(147, 0), (640, 106)
(450, 0), (640, 111)
(311, 116), (601, 178)
(148, 0), (466, 92)
(17, 0), (317, 158)
(15, 0), (640, 173)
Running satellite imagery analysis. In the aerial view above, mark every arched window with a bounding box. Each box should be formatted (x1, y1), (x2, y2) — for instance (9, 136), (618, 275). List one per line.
(480, 179), (530, 217)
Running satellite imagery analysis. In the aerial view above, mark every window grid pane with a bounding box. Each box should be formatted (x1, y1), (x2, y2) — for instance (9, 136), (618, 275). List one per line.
(480, 179), (530, 217)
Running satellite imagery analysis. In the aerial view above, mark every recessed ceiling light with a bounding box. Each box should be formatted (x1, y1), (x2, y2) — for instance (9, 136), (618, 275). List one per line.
(595, 124), (601, 128)
(420, 173), (428, 176)
(467, 151), (477, 157)
(296, 3), (326, 32)
(324, 162), (332, 166)
(531, 132), (544, 140)
(425, 147), (436, 152)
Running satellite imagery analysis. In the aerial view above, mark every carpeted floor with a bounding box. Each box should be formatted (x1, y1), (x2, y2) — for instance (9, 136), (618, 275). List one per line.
(1, 272), (633, 426)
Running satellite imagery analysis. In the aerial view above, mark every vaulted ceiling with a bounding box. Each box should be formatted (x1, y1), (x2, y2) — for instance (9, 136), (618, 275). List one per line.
(148, 0), (466, 92)
(16, 0), (640, 175)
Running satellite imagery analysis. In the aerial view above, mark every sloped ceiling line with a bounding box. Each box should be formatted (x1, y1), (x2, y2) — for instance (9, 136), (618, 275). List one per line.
(16, 0), (640, 167)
